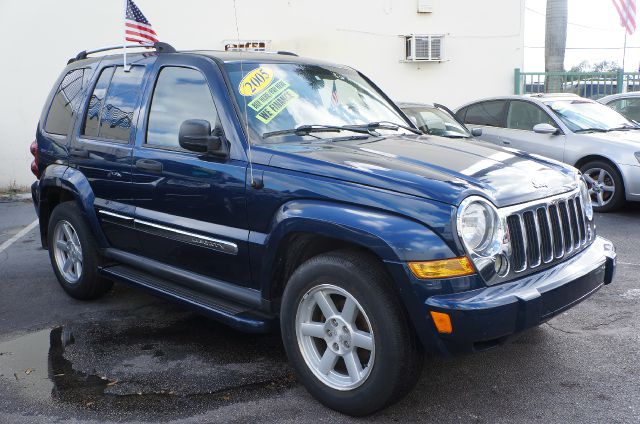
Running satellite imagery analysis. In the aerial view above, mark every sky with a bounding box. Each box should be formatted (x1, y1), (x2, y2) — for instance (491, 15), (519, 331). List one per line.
(525, 0), (640, 71)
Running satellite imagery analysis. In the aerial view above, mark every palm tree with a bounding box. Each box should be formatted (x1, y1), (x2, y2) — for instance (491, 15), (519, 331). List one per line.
(545, 0), (568, 92)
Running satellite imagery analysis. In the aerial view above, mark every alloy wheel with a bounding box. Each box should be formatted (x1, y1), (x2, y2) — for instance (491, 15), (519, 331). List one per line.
(52, 220), (83, 283)
(583, 167), (616, 207)
(295, 284), (375, 391)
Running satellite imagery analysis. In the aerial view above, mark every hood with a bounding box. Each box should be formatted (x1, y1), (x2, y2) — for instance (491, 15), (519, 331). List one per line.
(583, 129), (640, 148)
(263, 135), (578, 207)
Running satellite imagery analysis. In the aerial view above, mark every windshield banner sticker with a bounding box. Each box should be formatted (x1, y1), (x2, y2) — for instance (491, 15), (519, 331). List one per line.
(248, 79), (289, 112)
(239, 67), (274, 96)
(256, 89), (298, 124)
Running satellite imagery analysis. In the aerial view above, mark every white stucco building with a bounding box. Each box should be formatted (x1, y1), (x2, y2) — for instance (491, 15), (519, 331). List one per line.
(0, 0), (524, 188)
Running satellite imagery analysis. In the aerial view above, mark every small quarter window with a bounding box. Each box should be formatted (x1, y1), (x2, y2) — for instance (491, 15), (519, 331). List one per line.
(146, 67), (220, 149)
(45, 68), (88, 136)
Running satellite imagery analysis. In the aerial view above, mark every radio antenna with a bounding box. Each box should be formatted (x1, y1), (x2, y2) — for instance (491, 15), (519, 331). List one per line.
(232, 0), (259, 188)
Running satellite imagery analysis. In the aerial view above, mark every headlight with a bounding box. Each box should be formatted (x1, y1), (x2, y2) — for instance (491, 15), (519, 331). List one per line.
(635, 152), (640, 165)
(579, 178), (594, 220)
(456, 197), (503, 257)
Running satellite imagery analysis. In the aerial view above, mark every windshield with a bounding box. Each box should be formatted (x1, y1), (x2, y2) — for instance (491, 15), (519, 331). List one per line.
(225, 62), (414, 142)
(402, 106), (470, 137)
(545, 99), (636, 132)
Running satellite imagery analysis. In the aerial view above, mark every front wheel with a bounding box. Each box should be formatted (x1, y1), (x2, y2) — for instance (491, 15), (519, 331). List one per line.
(580, 161), (625, 212)
(280, 250), (421, 416)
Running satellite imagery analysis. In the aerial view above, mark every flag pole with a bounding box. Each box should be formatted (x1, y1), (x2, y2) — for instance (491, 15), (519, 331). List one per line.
(123, 0), (129, 71)
(622, 29), (627, 92)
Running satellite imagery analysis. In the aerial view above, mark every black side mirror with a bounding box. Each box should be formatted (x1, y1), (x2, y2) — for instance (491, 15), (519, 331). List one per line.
(179, 119), (227, 157)
(471, 128), (483, 137)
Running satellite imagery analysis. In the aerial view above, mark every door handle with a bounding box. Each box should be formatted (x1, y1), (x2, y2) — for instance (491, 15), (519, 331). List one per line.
(70, 148), (89, 158)
(135, 159), (163, 172)
(501, 140), (511, 145)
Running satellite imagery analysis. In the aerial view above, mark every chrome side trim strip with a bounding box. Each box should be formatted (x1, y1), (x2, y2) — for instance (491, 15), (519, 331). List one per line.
(134, 219), (238, 255)
(98, 210), (135, 221)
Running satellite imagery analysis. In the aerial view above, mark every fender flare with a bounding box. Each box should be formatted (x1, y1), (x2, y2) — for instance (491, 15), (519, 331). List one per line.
(37, 165), (108, 247)
(257, 199), (456, 294)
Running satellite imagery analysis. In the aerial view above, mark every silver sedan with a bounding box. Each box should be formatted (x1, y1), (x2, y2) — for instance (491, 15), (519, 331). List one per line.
(455, 94), (640, 212)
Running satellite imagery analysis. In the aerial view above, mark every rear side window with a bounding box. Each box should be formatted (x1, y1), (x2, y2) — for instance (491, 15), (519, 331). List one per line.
(146, 67), (220, 149)
(463, 101), (507, 127)
(45, 68), (89, 135)
(82, 66), (145, 143)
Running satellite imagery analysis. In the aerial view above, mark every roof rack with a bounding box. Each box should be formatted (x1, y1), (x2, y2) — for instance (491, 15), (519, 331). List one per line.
(68, 42), (176, 64)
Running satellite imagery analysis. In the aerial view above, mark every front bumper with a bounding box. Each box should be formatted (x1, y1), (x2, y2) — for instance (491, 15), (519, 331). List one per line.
(619, 163), (640, 201)
(425, 236), (616, 354)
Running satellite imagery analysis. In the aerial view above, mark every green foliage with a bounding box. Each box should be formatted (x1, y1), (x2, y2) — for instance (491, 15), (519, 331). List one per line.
(569, 60), (621, 73)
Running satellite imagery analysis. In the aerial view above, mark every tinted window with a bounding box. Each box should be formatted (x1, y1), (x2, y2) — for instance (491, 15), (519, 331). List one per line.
(146, 67), (220, 149)
(608, 98), (640, 121)
(506, 101), (556, 131)
(463, 101), (506, 127)
(83, 67), (114, 138)
(99, 66), (145, 142)
(45, 68), (89, 135)
(82, 66), (144, 142)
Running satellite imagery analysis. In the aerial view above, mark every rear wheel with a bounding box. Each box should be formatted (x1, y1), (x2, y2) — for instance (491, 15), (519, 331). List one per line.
(580, 161), (625, 212)
(280, 250), (421, 416)
(47, 202), (112, 300)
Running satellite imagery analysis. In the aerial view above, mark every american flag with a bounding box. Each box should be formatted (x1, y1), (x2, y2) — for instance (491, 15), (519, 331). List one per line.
(125, 0), (158, 45)
(612, 0), (636, 35)
(331, 80), (339, 107)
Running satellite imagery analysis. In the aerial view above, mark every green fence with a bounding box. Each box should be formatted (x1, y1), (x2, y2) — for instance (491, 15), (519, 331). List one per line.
(514, 68), (640, 99)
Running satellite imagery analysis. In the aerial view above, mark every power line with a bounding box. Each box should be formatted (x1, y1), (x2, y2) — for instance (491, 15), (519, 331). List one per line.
(525, 46), (640, 49)
(525, 6), (617, 31)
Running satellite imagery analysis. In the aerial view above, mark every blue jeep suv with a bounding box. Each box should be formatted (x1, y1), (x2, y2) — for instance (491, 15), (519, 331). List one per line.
(30, 42), (616, 415)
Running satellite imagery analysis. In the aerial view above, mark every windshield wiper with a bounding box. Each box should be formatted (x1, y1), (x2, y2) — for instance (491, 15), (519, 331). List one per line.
(350, 121), (422, 135)
(262, 124), (371, 139)
(440, 134), (470, 139)
(607, 125), (638, 131)
(574, 128), (609, 133)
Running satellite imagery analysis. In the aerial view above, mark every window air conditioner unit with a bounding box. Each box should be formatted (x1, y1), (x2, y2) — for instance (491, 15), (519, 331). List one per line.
(403, 35), (444, 62)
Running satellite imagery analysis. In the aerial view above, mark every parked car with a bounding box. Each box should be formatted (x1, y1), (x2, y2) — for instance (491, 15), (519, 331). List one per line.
(599, 91), (640, 123)
(30, 44), (616, 416)
(397, 102), (481, 138)
(456, 93), (640, 212)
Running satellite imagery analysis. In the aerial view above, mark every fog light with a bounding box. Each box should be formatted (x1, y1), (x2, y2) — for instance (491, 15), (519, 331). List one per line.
(408, 257), (475, 279)
(430, 311), (453, 334)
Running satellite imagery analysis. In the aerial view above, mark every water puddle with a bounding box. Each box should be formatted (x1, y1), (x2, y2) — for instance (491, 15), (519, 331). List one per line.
(0, 316), (296, 418)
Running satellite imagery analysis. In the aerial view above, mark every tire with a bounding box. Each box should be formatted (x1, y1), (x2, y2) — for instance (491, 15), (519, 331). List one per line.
(280, 250), (422, 416)
(47, 201), (113, 300)
(580, 161), (625, 213)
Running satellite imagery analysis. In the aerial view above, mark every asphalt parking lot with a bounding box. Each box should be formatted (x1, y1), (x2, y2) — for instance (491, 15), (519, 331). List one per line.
(0, 198), (639, 423)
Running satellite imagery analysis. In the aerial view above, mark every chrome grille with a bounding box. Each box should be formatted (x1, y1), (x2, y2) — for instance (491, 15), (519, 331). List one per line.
(506, 191), (590, 273)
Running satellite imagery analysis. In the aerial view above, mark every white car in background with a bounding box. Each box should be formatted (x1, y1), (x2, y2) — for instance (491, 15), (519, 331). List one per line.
(455, 93), (640, 212)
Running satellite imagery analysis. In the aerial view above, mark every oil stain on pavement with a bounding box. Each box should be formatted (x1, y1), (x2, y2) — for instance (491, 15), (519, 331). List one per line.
(0, 310), (296, 420)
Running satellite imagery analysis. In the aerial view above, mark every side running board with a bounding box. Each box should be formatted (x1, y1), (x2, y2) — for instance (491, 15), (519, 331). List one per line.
(98, 264), (275, 333)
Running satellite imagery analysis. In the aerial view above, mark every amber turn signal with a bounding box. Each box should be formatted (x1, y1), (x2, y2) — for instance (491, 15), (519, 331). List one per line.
(408, 257), (475, 279)
(430, 311), (453, 334)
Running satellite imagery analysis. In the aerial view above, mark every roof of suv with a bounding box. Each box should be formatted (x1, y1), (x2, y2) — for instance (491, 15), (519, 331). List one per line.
(71, 46), (341, 69)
